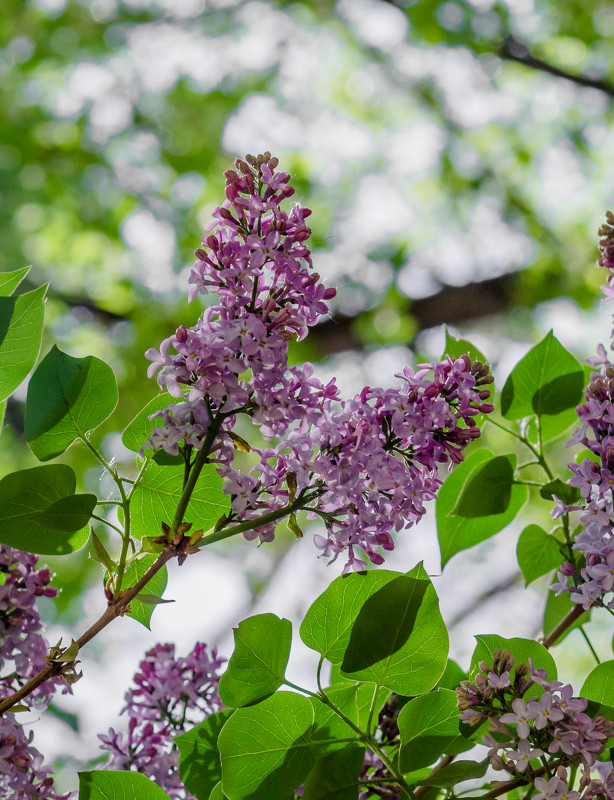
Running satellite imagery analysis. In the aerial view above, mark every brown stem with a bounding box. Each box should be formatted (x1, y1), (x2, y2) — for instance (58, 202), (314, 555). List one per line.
(0, 548), (176, 715)
(541, 603), (586, 650)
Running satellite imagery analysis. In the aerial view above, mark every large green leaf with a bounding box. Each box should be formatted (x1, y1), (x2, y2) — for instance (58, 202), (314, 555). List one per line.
(123, 554), (169, 629)
(454, 454), (516, 518)
(302, 745), (366, 800)
(176, 709), (234, 800)
(581, 661), (614, 707)
(0, 465), (93, 555)
(78, 770), (173, 799)
(516, 525), (562, 586)
(417, 759), (488, 788)
(339, 564), (449, 695)
(0, 266), (30, 297)
(129, 460), (227, 539)
(300, 570), (401, 663)
(25, 345), (118, 461)
(0, 284), (46, 402)
(470, 635), (556, 699)
(219, 614), (292, 707)
(398, 689), (461, 773)
(219, 691), (317, 800)
(501, 331), (584, 420)
(436, 448), (527, 567)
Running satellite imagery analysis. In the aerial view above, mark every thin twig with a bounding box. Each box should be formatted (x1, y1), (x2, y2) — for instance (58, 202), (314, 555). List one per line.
(500, 36), (614, 99)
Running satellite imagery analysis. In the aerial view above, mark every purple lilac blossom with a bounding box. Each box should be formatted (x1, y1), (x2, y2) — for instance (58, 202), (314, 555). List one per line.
(99, 642), (225, 799)
(551, 215), (614, 610)
(144, 154), (494, 571)
(0, 546), (71, 798)
(456, 651), (614, 797)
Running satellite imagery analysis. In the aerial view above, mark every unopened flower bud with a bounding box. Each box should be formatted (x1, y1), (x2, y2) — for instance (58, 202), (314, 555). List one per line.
(491, 754), (506, 771)
(175, 325), (188, 344)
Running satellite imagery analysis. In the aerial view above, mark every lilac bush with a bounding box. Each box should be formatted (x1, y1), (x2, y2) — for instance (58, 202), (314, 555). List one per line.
(2, 155), (614, 800)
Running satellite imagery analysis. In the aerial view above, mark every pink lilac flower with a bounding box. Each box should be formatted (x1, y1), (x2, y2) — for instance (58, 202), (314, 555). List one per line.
(99, 642), (225, 798)
(0, 546), (71, 798)
(143, 154), (494, 571)
(507, 739), (544, 771)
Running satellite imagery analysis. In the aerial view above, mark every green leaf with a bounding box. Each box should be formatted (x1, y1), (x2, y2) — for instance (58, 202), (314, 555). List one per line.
(130, 460), (227, 540)
(454, 455), (516, 518)
(122, 393), (179, 453)
(398, 689), (461, 773)
(442, 329), (489, 366)
(219, 691), (316, 800)
(176, 709), (234, 800)
(470, 636), (556, 699)
(302, 745), (366, 800)
(581, 661), (614, 707)
(219, 614), (292, 707)
(517, 525), (563, 586)
(78, 770), (173, 799)
(209, 784), (229, 800)
(501, 331), (584, 420)
(418, 759), (488, 788)
(539, 479), (580, 505)
(0, 266), (30, 297)
(301, 569), (403, 663)
(339, 564), (449, 695)
(0, 284), (46, 402)
(0, 465), (92, 554)
(543, 585), (590, 645)
(437, 449), (528, 567)
(123, 554), (168, 629)
(25, 346), (118, 461)
(33, 494), (97, 530)
(89, 531), (117, 573)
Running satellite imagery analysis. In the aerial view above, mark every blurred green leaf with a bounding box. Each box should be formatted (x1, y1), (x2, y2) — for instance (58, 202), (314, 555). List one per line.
(0, 284), (46, 402)
(26, 346), (118, 461)
(0, 464), (92, 555)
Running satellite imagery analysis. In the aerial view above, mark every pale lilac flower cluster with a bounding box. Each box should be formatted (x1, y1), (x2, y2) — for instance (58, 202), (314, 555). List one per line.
(144, 154), (494, 571)
(99, 642), (224, 798)
(0, 546), (71, 799)
(551, 217), (614, 610)
(224, 356), (493, 572)
(457, 650), (614, 797)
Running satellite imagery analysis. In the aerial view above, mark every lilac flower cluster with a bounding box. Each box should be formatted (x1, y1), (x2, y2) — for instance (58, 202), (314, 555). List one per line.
(227, 355), (493, 572)
(551, 216), (614, 609)
(457, 650), (614, 797)
(143, 154), (494, 570)
(0, 546), (70, 798)
(99, 642), (224, 798)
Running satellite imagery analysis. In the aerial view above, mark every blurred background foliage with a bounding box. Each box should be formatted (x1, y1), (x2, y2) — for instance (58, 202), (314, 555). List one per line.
(2, 0), (614, 615)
